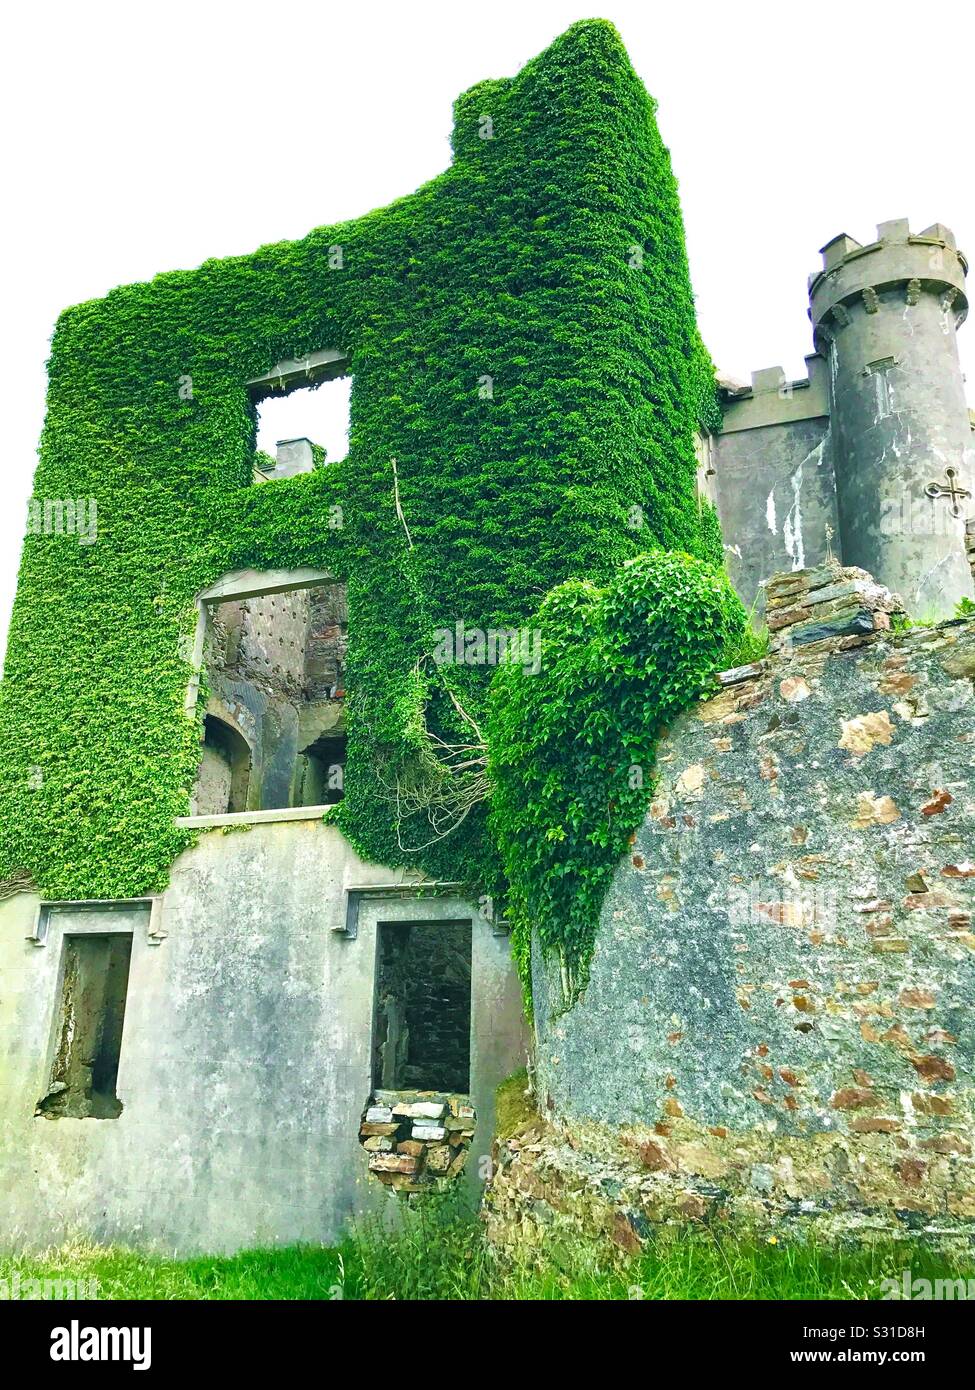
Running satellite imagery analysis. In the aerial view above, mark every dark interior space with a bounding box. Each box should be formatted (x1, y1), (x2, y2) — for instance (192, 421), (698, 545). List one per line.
(37, 933), (133, 1120)
(296, 732), (346, 805)
(373, 920), (472, 1094)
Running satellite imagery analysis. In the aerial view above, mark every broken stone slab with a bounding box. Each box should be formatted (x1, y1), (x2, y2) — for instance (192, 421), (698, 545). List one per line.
(389, 1175), (436, 1192)
(771, 593), (887, 633)
(798, 578), (901, 611)
(362, 1135), (394, 1152)
(767, 603), (810, 631)
(784, 608), (877, 647)
(360, 1121), (400, 1137)
(364, 1105), (394, 1124)
(769, 585), (904, 633)
(765, 564), (843, 601)
(425, 1144), (454, 1174)
(374, 1089), (451, 1107)
(443, 1114), (477, 1132)
(368, 1153), (419, 1174)
(793, 630), (880, 659)
(716, 661), (767, 687)
(372, 1089), (409, 1107)
(447, 1148), (470, 1178)
(393, 1101), (446, 1120)
(765, 563), (870, 603)
(412, 1124), (447, 1141)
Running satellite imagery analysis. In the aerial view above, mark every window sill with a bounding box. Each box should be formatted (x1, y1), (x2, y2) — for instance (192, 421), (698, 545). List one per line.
(175, 806), (334, 830)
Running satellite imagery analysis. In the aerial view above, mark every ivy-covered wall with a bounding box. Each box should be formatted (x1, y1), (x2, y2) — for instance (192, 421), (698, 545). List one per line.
(0, 20), (721, 914)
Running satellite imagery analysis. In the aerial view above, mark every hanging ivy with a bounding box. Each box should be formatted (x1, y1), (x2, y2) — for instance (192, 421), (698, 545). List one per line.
(488, 551), (745, 1006)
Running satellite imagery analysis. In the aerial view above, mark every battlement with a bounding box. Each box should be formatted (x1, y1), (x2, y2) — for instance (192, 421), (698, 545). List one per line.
(815, 218), (961, 275)
(809, 217), (968, 351)
(717, 353), (829, 433)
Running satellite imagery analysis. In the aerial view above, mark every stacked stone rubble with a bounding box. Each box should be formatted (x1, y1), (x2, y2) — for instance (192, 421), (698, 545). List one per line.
(765, 563), (906, 656)
(966, 519), (975, 591)
(359, 1090), (475, 1193)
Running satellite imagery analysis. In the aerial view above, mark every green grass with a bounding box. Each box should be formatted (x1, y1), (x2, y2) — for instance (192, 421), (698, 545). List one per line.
(718, 594), (769, 671)
(3, 1196), (971, 1300)
(0, 1239), (352, 1301)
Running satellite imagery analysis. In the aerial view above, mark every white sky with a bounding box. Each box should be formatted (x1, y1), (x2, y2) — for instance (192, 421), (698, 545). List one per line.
(2, 0), (972, 658)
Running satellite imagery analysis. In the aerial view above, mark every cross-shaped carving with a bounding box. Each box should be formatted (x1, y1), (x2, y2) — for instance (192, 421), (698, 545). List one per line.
(925, 467), (972, 518)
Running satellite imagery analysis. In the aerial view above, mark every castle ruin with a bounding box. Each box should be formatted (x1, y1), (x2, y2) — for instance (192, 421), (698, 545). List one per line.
(0, 21), (972, 1255)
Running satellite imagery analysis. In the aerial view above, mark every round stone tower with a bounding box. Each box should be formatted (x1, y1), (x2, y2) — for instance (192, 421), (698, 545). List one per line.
(809, 218), (974, 617)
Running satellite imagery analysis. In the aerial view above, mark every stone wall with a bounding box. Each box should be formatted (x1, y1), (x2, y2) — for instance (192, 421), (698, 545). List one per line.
(525, 564), (975, 1244)
(712, 360), (836, 612)
(306, 584), (348, 699)
(0, 825), (526, 1254)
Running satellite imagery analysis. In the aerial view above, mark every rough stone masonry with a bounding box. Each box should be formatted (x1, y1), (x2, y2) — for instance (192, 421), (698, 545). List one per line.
(498, 563), (975, 1251)
(359, 1090), (476, 1193)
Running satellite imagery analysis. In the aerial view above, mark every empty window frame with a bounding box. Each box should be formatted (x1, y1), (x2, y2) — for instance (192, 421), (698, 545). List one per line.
(37, 933), (133, 1119)
(192, 575), (347, 814)
(372, 919), (472, 1094)
(249, 348), (351, 480)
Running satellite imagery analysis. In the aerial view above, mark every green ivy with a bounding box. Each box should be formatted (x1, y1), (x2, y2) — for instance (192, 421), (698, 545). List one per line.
(0, 20), (726, 1000)
(487, 551), (745, 1007)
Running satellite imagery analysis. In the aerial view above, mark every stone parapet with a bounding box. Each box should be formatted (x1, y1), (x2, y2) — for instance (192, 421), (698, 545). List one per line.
(810, 219), (968, 351)
(717, 354), (831, 434)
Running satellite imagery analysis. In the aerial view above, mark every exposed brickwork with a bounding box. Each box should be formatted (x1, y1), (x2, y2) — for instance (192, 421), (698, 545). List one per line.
(306, 585), (348, 699)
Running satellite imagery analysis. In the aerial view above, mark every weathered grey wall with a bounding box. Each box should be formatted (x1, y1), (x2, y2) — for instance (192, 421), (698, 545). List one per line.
(0, 821), (525, 1253)
(532, 602), (975, 1233)
(194, 742), (234, 818)
(713, 413), (836, 612)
